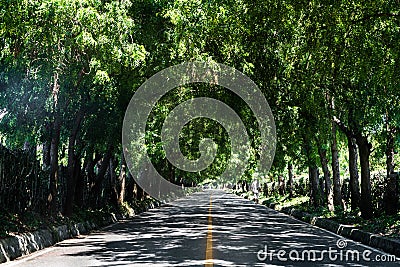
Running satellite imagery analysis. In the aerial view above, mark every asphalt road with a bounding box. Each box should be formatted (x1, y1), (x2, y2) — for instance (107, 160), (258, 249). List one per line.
(1, 190), (399, 266)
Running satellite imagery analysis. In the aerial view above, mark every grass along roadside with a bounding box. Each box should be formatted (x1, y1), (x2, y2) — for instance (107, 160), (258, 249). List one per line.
(233, 190), (400, 240)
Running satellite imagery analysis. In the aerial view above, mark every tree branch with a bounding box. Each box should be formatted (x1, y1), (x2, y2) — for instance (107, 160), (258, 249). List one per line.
(352, 13), (400, 24)
(333, 116), (353, 137)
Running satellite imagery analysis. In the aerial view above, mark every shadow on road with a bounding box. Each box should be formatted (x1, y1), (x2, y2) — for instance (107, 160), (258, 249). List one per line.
(57, 190), (397, 267)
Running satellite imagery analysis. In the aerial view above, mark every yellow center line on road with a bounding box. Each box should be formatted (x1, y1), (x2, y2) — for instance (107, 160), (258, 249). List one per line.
(205, 194), (213, 267)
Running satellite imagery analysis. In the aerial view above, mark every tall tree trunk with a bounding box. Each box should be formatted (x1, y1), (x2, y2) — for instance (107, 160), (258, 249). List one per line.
(125, 171), (134, 202)
(91, 146), (113, 207)
(48, 117), (61, 214)
(74, 160), (84, 209)
(356, 134), (373, 219)
(42, 141), (51, 170)
(135, 180), (144, 201)
(309, 166), (320, 207)
(118, 152), (127, 205)
(110, 157), (119, 207)
(384, 128), (398, 215)
(64, 111), (84, 216)
(42, 121), (52, 170)
(331, 122), (342, 207)
(168, 161), (175, 189)
(318, 147), (334, 211)
(288, 162), (294, 198)
(87, 152), (102, 188)
(278, 175), (285, 196)
(263, 182), (269, 197)
(348, 136), (360, 211)
(303, 134), (321, 207)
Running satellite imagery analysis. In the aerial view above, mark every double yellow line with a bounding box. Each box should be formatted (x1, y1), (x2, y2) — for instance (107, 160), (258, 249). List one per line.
(205, 194), (213, 267)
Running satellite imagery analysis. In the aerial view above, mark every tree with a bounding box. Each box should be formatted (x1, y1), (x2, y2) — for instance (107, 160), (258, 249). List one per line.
(1, 0), (146, 215)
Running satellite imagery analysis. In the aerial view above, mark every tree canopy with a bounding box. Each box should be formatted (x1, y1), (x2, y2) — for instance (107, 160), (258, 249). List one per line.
(0, 0), (399, 219)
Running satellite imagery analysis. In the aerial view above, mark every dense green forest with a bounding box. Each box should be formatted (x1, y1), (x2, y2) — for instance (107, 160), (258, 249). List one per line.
(0, 0), (399, 233)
